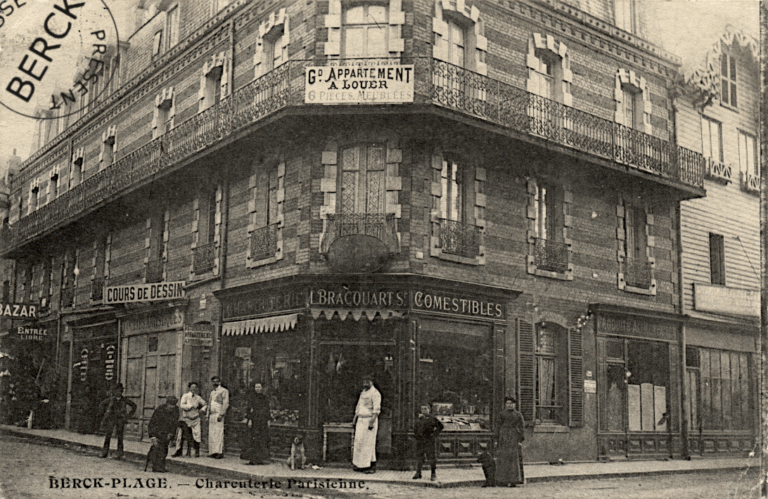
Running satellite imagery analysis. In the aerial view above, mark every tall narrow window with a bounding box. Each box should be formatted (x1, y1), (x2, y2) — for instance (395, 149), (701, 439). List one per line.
(102, 135), (115, 168)
(627, 206), (647, 261)
(701, 117), (723, 162)
(152, 30), (163, 58)
(340, 144), (386, 214)
(536, 323), (557, 422)
(206, 189), (217, 245)
(445, 20), (465, 67)
(166, 6), (179, 49)
(535, 183), (561, 241)
(531, 50), (556, 100)
(50, 168), (59, 201)
(709, 233), (725, 286)
(202, 66), (222, 110)
(440, 157), (464, 222)
(615, 0), (636, 33)
(738, 131), (757, 175)
(71, 154), (83, 188)
(721, 53), (737, 108)
(342, 4), (388, 58)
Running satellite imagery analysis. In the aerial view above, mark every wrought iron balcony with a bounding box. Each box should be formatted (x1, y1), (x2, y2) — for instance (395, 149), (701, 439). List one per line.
(250, 223), (279, 261)
(90, 277), (105, 302)
(438, 219), (481, 259)
(145, 260), (164, 283)
(623, 260), (653, 289)
(6, 57), (705, 253)
(532, 238), (569, 274)
(320, 213), (399, 254)
(193, 243), (216, 275)
(742, 172), (760, 194)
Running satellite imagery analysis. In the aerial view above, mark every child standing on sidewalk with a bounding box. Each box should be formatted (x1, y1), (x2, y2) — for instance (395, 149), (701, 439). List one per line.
(412, 404), (443, 481)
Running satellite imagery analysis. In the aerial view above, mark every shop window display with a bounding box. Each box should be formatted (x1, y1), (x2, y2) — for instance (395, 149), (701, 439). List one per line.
(224, 332), (307, 427)
(418, 328), (491, 431)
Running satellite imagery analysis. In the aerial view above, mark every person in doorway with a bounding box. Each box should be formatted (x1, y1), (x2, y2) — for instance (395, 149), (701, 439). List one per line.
(208, 376), (229, 458)
(147, 396), (179, 473)
(99, 383), (137, 459)
(352, 375), (380, 473)
(412, 404), (443, 481)
(494, 396), (525, 487)
(174, 381), (207, 458)
(240, 382), (271, 465)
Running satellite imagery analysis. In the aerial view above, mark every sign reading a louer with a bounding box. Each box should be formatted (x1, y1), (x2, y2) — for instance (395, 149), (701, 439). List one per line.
(105, 282), (185, 304)
(305, 63), (414, 105)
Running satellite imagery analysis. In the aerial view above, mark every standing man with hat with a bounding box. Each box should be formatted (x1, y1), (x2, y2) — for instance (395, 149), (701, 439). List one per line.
(99, 383), (137, 459)
(208, 376), (229, 458)
(147, 396), (179, 473)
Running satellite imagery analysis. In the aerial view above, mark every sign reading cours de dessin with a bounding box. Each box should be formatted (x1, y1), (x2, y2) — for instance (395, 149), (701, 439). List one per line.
(305, 60), (414, 105)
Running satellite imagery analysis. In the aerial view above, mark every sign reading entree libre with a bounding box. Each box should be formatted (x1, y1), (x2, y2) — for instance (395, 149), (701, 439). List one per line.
(105, 282), (185, 304)
(305, 62), (414, 105)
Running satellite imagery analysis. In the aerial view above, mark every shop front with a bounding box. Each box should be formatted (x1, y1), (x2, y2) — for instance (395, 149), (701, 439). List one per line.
(69, 313), (118, 434)
(593, 305), (683, 459)
(118, 301), (190, 439)
(215, 276), (514, 464)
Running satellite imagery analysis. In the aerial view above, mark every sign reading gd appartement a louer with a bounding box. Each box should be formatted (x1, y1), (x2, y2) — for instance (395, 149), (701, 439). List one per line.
(305, 61), (414, 105)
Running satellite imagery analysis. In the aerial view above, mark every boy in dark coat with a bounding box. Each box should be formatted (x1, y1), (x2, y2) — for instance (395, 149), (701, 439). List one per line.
(99, 383), (137, 459)
(146, 396), (179, 473)
(412, 404), (443, 481)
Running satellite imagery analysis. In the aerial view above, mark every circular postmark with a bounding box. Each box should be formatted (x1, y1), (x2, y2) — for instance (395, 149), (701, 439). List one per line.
(0, 0), (119, 119)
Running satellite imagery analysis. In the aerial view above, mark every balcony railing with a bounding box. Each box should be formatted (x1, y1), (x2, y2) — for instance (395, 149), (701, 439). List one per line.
(623, 260), (653, 289)
(193, 243), (216, 275)
(742, 172), (760, 194)
(533, 238), (569, 274)
(250, 224), (279, 261)
(438, 219), (481, 259)
(7, 58), (705, 252)
(320, 213), (399, 254)
(145, 260), (164, 283)
(706, 158), (732, 183)
(90, 277), (105, 302)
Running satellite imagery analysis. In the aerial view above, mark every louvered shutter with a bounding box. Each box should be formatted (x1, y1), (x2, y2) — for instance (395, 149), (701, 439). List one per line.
(493, 325), (505, 422)
(568, 327), (584, 427)
(517, 318), (535, 424)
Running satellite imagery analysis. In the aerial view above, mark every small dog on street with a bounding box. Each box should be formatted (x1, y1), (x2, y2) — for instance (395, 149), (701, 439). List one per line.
(286, 435), (307, 470)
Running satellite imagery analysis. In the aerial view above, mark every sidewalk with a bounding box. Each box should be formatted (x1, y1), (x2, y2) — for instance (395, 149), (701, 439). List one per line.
(0, 425), (758, 488)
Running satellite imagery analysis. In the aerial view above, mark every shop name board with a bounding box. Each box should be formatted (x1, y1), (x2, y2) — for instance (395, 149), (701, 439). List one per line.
(123, 309), (184, 336)
(105, 345), (116, 381)
(16, 326), (48, 341)
(105, 282), (185, 304)
(305, 63), (414, 105)
(598, 316), (676, 340)
(222, 291), (306, 321)
(1, 302), (37, 318)
(309, 288), (407, 308)
(412, 291), (505, 319)
(184, 324), (214, 346)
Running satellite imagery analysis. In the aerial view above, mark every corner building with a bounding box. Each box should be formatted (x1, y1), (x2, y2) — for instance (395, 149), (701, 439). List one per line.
(7, 0), (743, 464)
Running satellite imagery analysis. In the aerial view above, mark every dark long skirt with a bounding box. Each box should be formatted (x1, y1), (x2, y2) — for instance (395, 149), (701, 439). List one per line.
(240, 420), (270, 462)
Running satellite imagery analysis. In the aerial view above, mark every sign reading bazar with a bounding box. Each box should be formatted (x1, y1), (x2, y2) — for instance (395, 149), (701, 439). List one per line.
(105, 282), (185, 304)
(412, 291), (505, 319)
(305, 60), (414, 105)
(1, 302), (37, 318)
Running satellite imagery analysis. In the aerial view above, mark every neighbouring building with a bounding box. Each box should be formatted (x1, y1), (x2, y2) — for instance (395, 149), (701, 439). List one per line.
(5, 0), (756, 464)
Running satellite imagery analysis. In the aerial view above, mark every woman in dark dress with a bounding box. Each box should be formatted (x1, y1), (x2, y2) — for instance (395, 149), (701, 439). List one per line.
(495, 396), (525, 487)
(240, 383), (271, 465)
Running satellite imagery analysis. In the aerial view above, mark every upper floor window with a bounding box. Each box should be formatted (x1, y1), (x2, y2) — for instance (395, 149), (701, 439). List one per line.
(615, 0), (636, 33)
(709, 233), (725, 286)
(443, 19), (465, 67)
(340, 144), (386, 214)
(166, 6), (179, 49)
(342, 4), (388, 58)
(432, 1), (487, 75)
(440, 156), (465, 223)
(49, 167), (60, 201)
(152, 30), (163, 58)
(200, 64), (223, 111)
(100, 126), (117, 170)
(738, 131), (757, 176)
(614, 70), (651, 134)
(534, 182), (562, 242)
(625, 205), (647, 262)
(28, 181), (39, 215)
(153, 88), (175, 139)
(721, 53), (737, 108)
(535, 322), (567, 424)
(701, 117), (723, 162)
(527, 35), (571, 106)
(530, 49), (560, 101)
(70, 148), (84, 188)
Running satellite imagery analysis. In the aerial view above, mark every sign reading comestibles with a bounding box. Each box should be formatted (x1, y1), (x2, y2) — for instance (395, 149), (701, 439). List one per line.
(305, 61), (414, 105)
(104, 282), (185, 304)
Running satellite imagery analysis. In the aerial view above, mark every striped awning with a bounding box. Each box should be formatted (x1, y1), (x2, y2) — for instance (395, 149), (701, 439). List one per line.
(310, 308), (404, 322)
(222, 313), (298, 336)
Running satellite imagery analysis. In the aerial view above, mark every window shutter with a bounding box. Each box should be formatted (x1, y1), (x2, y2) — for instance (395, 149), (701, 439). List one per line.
(596, 337), (607, 431)
(517, 318), (535, 424)
(668, 343), (679, 432)
(568, 327), (584, 427)
(493, 325), (505, 422)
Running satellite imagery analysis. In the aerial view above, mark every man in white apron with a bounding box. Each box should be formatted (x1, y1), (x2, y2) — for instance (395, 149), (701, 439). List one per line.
(208, 376), (229, 458)
(174, 381), (207, 457)
(352, 376), (380, 473)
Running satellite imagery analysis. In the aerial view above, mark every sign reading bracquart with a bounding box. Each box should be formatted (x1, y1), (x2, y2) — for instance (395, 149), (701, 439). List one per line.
(305, 61), (414, 105)
(105, 282), (185, 304)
